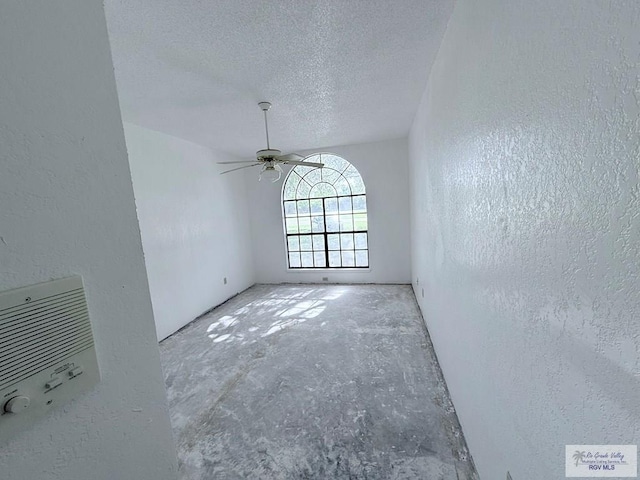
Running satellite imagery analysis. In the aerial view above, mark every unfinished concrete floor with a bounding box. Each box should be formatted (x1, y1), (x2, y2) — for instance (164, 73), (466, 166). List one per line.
(160, 284), (477, 479)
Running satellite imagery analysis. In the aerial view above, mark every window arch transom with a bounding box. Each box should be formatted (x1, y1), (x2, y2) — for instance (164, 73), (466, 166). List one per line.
(282, 154), (368, 269)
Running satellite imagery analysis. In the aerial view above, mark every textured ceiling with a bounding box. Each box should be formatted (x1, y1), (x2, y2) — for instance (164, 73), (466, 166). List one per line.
(105, 0), (453, 158)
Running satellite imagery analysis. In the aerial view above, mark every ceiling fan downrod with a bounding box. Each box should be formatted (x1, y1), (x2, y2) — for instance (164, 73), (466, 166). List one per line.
(258, 101), (272, 150)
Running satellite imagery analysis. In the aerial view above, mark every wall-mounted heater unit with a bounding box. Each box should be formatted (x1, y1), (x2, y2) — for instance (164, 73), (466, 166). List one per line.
(0, 276), (100, 443)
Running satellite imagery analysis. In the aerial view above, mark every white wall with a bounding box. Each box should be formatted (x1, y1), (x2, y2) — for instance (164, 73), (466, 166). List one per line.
(409, 1), (640, 479)
(248, 138), (411, 284)
(124, 123), (255, 340)
(0, 2), (177, 480)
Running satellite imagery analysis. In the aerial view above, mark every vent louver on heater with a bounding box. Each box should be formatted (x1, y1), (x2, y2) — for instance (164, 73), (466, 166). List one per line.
(0, 287), (93, 390)
(0, 276), (100, 445)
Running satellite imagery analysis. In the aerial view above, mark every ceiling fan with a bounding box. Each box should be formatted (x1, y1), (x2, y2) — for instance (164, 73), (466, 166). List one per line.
(218, 102), (324, 182)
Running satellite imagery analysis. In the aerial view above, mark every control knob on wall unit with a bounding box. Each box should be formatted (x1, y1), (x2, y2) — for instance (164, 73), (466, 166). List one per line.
(0, 276), (100, 444)
(4, 396), (30, 414)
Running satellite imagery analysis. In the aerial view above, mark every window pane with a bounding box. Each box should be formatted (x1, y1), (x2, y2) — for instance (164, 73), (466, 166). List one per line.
(314, 252), (326, 267)
(296, 180), (311, 199)
(353, 195), (367, 212)
(286, 218), (298, 234)
(321, 156), (348, 172)
(311, 216), (325, 233)
(299, 235), (312, 251)
(327, 234), (340, 250)
(321, 168), (340, 184)
(354, 233), (367, 249)
(340, 233), (354, 249)
(303, 168), (322, 185)
(347, 175), (365, 195)
(336, 157), (350, 173)
(310, 198), (323, 214)
(288, 236), (300, 251)
(355, 250), (368, 267)
(353, 213), (367, 231)
(338, 197), (352, 213)
(310, 182), (336, 198)
(329, 251), (341, 267)
(301, 252), (314, 268)
(289, 252), (301, 268)
(335, 177), (351, 196)
(308, 185), (320, 198)
(298, 217), (311, 233)
(326, 215), (339, 232)
(297, 199), (310, 215)
(341, 251), (355, 267)
(283, 172), (301, 200)
(284, 201), (297, 217)
(312, 235), (325, 251)
(343, 165), (359, 178)
(325, 197), (338, 213)
(339, 215), (354, 232)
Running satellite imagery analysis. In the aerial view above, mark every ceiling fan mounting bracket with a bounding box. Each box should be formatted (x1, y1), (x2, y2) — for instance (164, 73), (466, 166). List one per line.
(258, 101), (271, 112)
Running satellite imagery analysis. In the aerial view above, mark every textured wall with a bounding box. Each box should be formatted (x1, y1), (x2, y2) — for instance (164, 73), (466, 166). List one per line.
(409, 1), (640, 478)
(0, 2), (177, 479)
(248, 138), (411, 284)
(124, 123), (255, 340)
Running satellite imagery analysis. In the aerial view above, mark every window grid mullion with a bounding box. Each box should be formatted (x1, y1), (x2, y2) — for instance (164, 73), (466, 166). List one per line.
(322, 198), (329, 268)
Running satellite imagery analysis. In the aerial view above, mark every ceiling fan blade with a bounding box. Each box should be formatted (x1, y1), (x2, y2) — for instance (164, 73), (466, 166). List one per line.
(217, 160), (260, 165)
(276, 153), (304, 162)
(220, 163), (261, 174)
(283, 160), (324, 168)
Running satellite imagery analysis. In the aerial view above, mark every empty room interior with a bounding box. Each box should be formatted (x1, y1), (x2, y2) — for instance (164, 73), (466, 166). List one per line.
(1, 1), (639, 479)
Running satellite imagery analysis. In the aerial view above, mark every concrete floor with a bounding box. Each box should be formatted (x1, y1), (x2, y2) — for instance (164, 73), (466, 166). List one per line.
(160, 284), (478, 479)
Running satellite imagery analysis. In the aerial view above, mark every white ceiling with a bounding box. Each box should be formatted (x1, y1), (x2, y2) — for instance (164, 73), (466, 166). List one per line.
(105, 0), (453, 159)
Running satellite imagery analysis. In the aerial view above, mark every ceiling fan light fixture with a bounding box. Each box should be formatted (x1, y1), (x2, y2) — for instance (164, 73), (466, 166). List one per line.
(259, 163), (282, 183)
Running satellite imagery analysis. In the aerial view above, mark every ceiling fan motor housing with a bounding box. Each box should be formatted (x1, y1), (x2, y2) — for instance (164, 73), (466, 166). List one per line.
(256, 148), (282, 160)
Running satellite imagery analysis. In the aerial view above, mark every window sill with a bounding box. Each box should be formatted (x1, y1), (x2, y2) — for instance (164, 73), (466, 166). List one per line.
(286, 268), (371, 273)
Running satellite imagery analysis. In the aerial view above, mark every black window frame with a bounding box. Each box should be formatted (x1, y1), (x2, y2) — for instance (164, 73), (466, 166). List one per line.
(282, 154), (369, 269)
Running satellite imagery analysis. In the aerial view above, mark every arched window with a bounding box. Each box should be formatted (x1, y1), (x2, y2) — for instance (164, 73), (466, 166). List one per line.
(282, 153), (368, 269)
